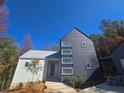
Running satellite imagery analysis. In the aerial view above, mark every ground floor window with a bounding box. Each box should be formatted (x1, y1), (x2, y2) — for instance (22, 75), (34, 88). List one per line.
(62, 67), (73, 75)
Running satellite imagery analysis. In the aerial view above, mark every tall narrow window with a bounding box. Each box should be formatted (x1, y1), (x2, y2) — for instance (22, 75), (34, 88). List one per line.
(61, 41), (71, 47)
(81, 42), (86, 47)
(85, 61), (92, 69)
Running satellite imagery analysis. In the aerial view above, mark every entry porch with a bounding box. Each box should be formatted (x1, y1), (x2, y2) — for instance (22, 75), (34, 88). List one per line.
(44, 59), (60, 82)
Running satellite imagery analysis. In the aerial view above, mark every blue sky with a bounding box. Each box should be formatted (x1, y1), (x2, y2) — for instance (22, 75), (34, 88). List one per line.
(6, 0), (124, 49)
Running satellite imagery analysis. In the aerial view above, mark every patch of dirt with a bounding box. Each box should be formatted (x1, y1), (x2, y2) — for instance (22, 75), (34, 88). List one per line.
(0, 83), (46, 93)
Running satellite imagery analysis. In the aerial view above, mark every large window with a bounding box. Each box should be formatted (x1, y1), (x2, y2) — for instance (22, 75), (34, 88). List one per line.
(85, 61), (92, 70)
(61, 49), (72, 55)
(62, 67), (73, 75)
(61, 41), (71, 47)
(62, 57), (73, 64)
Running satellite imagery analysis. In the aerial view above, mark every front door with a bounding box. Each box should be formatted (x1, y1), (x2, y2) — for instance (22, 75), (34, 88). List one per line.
(50, 63), (55, 76)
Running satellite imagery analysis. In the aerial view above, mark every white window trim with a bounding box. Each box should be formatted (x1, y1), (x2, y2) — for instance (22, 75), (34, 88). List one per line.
(85, 61), (92, 70)
(62, 67), (73, 75)
(61, 41), (72, 47)
(61, 49), (72, 55)
(62, 57), (73, 64)
(25, 62), (30, 67)
(81, 42), (87, 47)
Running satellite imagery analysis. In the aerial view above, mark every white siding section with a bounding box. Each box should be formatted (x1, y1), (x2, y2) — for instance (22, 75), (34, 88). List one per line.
(10, 59), (45, 89)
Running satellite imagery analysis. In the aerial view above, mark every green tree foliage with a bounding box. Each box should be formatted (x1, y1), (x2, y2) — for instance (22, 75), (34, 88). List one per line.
(0, 36), (19, 90)
(90, 20), (124, 57)
(101, 20), (124, 38)
(90, 20), (124, 77)
(90, 34), (101, 40)
(101, 20), (124, 47)
(63, 76), (85, 88)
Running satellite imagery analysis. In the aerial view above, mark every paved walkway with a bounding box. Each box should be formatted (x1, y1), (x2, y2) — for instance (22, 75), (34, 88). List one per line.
(79, 83), (124, 93)
(45, 81), (77, 93)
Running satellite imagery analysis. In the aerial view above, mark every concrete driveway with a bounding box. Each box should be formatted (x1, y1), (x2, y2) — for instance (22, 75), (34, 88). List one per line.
(45, 81), (77, 93)
(79, 83), (124, 93)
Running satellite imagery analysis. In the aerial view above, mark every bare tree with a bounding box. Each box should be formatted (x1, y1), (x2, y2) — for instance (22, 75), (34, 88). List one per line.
(23, 34), (32, 51)
(0, 0), (8, 38)
(42, 45), (50, 51)
(50, 44), (60, 51)
(43, 43), (60, 51)
(25, 59), (42, 82)
(0, 0), (4, 5)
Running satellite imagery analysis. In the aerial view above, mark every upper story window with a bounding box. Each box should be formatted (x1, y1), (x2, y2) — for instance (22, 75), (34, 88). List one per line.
(85, 61), (92, 70)
(61, 41), (71, 47)
(61, 49), (72, 55)
(81, 42), (87, 47)
(62, 57), (73, 64)
(62, 67), (73, 75)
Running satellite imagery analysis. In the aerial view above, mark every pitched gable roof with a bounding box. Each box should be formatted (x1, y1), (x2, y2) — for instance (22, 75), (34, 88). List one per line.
(61, 27), (92, 40)
(20, 50), (60, 59)
(74, 27), (92, 40)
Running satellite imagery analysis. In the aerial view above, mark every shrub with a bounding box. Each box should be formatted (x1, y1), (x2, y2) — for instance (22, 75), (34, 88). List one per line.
(29, 81), (34, 86)
(18, 82), (23, 88)
(63, 75), (86, 88)
(36, 80), (42, 84)
(63, 76), (77, 88)
(76, 76), (85, 88)
(106, 75), (124, 86)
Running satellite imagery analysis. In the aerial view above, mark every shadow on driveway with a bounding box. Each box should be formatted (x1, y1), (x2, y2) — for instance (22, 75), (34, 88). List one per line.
(79, 83), (124, 93)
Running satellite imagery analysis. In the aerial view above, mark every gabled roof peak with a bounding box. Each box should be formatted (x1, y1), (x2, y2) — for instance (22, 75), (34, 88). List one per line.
(61, 27), (91, 40)
(73, 27), (81, 31)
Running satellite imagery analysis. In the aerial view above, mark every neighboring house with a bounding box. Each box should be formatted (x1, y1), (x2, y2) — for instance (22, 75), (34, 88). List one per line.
(111, 41), (124, 78)
(10, 27), (100, 89)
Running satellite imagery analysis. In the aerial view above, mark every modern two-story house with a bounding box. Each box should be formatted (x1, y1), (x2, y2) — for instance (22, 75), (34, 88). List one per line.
(10, 27), (100, 89)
